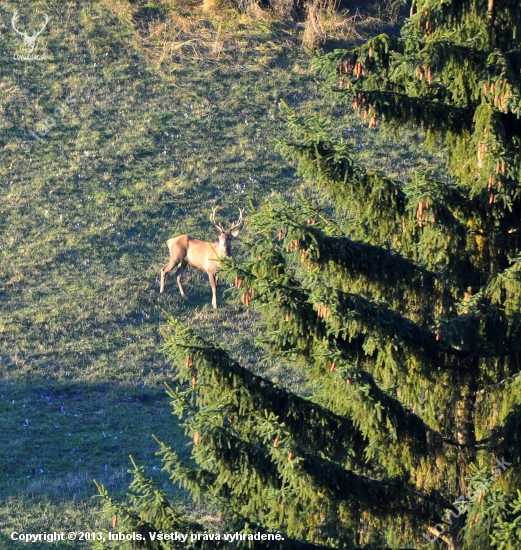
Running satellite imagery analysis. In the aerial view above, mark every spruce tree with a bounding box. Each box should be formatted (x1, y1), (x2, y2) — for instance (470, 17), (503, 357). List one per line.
(94, 1), (521, 548)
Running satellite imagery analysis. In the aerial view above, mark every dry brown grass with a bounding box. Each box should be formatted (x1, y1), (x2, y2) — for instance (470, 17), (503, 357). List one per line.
(301, 0), (358, 49)
(201, 0), (226, 12)
(301, 0), (404, 50)
(104, 0), (400, 69)
(103, 0), (295, 75)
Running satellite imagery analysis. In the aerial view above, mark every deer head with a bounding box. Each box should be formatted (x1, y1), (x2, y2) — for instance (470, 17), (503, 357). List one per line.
(210, 207), (244, 254)
(11, 11), (50, 53)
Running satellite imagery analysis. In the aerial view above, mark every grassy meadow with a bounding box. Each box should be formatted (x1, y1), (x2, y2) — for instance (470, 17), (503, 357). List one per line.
(0, 0), (446, 546)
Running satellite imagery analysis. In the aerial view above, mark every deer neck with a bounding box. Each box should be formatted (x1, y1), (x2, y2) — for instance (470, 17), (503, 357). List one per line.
(214, 241), (229, 258)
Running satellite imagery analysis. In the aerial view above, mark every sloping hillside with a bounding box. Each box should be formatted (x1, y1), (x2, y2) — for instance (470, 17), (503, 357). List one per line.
(0, 0), (340, 541)
(0, 0), (434, 543)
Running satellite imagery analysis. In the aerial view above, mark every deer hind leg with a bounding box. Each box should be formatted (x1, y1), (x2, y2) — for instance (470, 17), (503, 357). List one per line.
(160, 256), (180, 294)
(175, 261), (188, 297)
(208, 272), (218, 309)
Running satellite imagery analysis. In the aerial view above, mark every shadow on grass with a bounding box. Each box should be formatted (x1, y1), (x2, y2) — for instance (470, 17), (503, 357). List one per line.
(0, 379), (190, 504)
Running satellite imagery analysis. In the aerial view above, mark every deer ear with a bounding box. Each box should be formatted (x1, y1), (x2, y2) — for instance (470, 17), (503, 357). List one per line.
(214, 229), (221, 236)
(231, 228), (240, 237)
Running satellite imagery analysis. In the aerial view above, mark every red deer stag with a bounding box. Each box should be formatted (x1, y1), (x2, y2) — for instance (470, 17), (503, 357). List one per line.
(160, 207), (244, 309)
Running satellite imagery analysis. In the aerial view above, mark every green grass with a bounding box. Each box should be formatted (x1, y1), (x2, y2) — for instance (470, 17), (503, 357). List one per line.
(0, 0), (447, 546)
(0, 381), (187, 549)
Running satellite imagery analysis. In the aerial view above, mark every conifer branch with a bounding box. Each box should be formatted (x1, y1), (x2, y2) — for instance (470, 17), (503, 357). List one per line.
(438, 436), (490, 449)
(162, 317), (369, 466)
(168, 411), (450, 529)
(473, 372), (521, 396)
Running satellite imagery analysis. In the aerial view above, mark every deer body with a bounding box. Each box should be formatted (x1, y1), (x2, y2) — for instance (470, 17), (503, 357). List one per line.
(160, 208), (243, 309)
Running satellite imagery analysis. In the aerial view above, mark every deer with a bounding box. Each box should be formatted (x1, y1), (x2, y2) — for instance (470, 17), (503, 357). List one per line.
(11, 11), (50, 53)
(160, 207), (244, 309)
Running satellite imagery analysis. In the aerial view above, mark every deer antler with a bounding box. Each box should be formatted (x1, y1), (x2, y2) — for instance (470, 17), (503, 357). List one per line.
(210, 207), (226, 233)
(228, 207), (245, 233)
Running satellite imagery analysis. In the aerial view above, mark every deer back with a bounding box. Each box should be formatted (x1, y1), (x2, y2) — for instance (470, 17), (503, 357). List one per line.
(167, 235), (226, 274)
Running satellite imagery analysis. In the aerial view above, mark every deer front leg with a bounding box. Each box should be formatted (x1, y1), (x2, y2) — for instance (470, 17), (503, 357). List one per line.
(160, 267), (168, 293)
(208, 271), (218, 309)
(175, 261), (188, 298)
